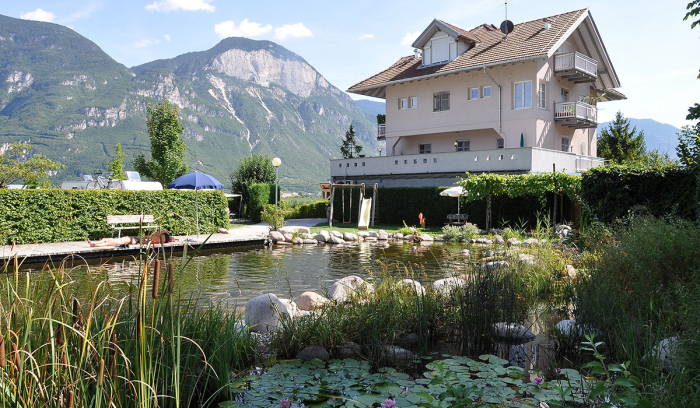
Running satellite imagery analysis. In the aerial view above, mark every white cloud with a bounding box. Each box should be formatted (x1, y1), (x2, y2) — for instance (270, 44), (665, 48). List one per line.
(214, 19), (273, 38)
(274, 23), (313, 40)
(359, 34), (374, 40)
(20, 8), (55, 22)
(145, 0), (214, 12)
(133, 38), (161, 48)
(401, 30), (422, 46)
(63, 2), (102, 23)
(164, 34), (171, 41)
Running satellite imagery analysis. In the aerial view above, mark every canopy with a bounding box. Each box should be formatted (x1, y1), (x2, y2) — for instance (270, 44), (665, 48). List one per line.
(167, 172), (224, 190)
(440, 186), (466, 215)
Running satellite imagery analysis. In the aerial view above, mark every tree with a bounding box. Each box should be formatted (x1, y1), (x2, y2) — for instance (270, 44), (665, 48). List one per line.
(134, 99), (188, 186)
(0, 142), (65, 188)
(107, 143), (127, 180)
(340, 125), (364, 158)
(677, 126), (700, 169)
(598, 111), (646, 164)
(685, 0), (700, 29)
(229, 154), (275, 213)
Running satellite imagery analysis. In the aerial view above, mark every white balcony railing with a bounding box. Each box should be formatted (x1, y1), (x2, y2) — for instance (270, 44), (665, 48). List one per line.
(554, 52), (598, 77)
(377, 124), (386, 139)
(554, 101), (597, 124)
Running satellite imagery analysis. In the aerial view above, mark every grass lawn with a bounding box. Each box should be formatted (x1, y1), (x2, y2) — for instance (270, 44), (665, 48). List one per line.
(309, 222), (444, 235)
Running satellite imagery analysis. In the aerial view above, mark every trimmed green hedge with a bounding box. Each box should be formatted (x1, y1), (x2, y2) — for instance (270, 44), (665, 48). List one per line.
(0, 189), (229, 245)
(581, 165), (697, 223)
(248, 183), (273, 223)
(286, 200), (328, 219)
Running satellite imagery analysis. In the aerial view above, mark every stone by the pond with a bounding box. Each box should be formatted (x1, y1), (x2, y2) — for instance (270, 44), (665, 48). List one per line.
(518, 254), (536, 265)
(315, 233), (328, 242)
(507, 238), (521, 246)
(492, 322), (536, 342)
(298, 227), (311, 234)
(475, 238), (493, 245)
(522, 238), (545, 247)
(383, 345), (414, 360)
(419, 234), (434, 241)
(343, 232), (359, 242)
(367, 231), (378, 237)
(358, 231), (370, 237)
(493, 236), (505, 245)
(394, 233), (404, 240)
(245, 293), (306, 333)
(269, 231), (285, 242)
(283, 233), (293, 242)
(292, 237), (304, 245)
(364, 236), (378, 242)
(484, 250), (495, 257)
(398, 279), (425, 295)
(480, 261), (510, 272)
(648, 337), (680, 371)
(303, 239), (318, 244)
(330, 230), (343, 238)
(432, 277), (466, 294)
(400, 332), (420, 345)
(328, 236), (345, 245)
(296, 346), (329, 361)
(554, 319), (601, 341)
(275, 241), (292, 246)
(338, 342), (362, 359)
(219, 228), (230, 234)
(294, 291), (329, 311)
(562, 265), (577, 279)
(328, 275), (374, 301)
(460, 249), (471, 256)
(378, 232), (389, 241)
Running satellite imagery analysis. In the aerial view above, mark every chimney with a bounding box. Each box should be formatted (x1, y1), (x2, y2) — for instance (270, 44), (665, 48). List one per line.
(414, 49), (421, 60)
(543, 18), (552, 31)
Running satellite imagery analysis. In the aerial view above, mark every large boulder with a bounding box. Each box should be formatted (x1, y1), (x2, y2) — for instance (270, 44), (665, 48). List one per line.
(394, 233), (404, 240)
(303, 239), (318, 244)
(298, 227), (311, 234)
(343, 232), (359, 242)
(269, 231), (285, 242)
(518, 254), (536, 265)
(292, 237), (304, 245)
(296, 346), (329, 361)
(283, 233), (293, 242)
(315, 231), (329, 243)
(328, 236), (345, 245)
(358, 231), (370, 238)
(507, 238), (521, 246)
(647, 337), (680, 371)
(294, 292), (329, 311)
(338, 342), (362, 359)
(328, 275), (374, 301)
(377, 232), (389, 241)
(398, 279), (425, 296)
(431, 277), (466, 294)
(492, 322), (536, 342)
(330, 230), (343, 238)
(419, 234), (434, 242)
(245, 293), (306, 333)
(479, 261), (510, 272)
(562, 265), (577, 279)
(554, 320), (601, 342)
(475, 238), (493, 245)
(383, 345), (414, 360)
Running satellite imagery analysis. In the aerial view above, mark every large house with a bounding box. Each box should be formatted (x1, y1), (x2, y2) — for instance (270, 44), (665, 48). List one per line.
(333, 9), (623, 187)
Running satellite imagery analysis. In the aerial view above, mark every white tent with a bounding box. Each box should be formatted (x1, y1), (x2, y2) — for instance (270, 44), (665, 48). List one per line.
(440, 186), (466, 214)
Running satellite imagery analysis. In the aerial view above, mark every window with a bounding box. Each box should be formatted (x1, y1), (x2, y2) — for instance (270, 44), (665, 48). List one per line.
(514, 81), (532, 109)
(483, 86), (492, 98)
(561, 88), (569, 102)
(497, 138), (505, 149)
(470, 88), (479, 100)
(561, 137), (570, 152)
(433, 92), (450, 112)
(419, 144), (431, 154)
(410, 97), (418, 108)
(580, 140), (587, 156)
(399, 98), (408, 110)
(455, 140), (470, 151)
(538, 83), (546, 109)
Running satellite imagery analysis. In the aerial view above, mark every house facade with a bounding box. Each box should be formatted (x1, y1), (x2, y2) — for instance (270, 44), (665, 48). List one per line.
(332, 9), (624, 187)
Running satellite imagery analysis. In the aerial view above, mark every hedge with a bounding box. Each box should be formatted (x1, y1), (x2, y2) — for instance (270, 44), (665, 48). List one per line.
(286, 200), (328, 219)
(581, 165), (698, 223)
(0, 189), (229, 245)
(331, 187), (574, 229)
(248, 183), (273, 222)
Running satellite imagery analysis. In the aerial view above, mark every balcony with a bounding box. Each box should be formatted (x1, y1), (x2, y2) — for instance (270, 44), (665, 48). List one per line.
(377, 124), (386, 140)
(554, 52), (597, 83)
(554, 101), (597, 129)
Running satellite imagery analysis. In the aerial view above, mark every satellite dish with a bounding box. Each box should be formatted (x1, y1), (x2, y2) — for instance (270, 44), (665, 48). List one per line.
(500, 20), (514, 35)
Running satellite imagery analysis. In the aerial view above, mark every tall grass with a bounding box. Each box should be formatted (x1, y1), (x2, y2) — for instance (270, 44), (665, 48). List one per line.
(0, 244), (255, 407)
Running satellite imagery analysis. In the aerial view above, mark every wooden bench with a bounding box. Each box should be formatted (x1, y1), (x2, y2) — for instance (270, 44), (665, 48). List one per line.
(446, 214), (469, 226)
(107, 215), (159, 238)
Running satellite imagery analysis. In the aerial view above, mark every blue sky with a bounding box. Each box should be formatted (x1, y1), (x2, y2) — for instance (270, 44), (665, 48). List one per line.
(3, 0), (699, 128)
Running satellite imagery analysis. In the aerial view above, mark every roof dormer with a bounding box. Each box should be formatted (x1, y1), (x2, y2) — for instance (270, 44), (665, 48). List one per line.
(412, 19), (478, 67)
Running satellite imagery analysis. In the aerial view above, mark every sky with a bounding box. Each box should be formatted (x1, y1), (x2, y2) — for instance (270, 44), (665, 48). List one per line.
(2, 0), (699, 128)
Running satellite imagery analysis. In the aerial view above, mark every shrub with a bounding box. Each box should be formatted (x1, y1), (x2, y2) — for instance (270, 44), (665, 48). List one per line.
(441, 223), (480, 241)
(285, 200), (327, 219)
(260, 204), (286, 230)
(248, 183), (272, 222)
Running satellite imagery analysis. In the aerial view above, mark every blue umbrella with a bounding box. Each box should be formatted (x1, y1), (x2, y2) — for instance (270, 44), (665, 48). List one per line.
(168, 172), (224, 236)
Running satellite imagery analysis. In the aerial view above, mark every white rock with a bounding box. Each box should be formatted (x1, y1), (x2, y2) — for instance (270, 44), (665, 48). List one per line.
(298, 227), (311, 234)
(507, 238), (521, 246)
(492, 322), (536, 342)
(480, 261), (510, 272)
(383, 345), (413, 360)
(563, 265), (577, 279)
(419, 234), (434, 242)
(554, 320), (601, 341)
(245, 293), (306, 333)
(283, 233), (293, 242)
(364, 236), (378, 242)
(315, 233), (328, 243)
(460, 249), (471, 256)
(343, 232), (358, 241)
(649, 337), (680, 371)
(398, 279), (425, 295)
(369, 231), (379, 238)
(518, 254), (536, 265)
(378, 233), (389, 241)
(328, 236), (345, 245)
(330, 230), (343, 238)
(357, 231), (370, 237)
(303, 239), (318, 244)
(431, 277), (466, 294)
(476, 238), (493, 245)
(394, 233), (404, 239)
(328, 275), (374, 302)
(279, 227), (296, 234)
(219, 228), (230, 234)
(292, 237), (304, 244)
(294, 291), (329, 311)
(269, 231), (285, 242)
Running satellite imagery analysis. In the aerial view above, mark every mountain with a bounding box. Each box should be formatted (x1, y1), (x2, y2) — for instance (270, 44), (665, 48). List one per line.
(0, 14), (376, 192)
(354, 99), (385, 123)
(597, 118), (681, 159)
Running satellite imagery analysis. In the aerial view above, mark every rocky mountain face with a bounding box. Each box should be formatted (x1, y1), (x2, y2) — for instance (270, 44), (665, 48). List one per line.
(0, 14), (376, 192)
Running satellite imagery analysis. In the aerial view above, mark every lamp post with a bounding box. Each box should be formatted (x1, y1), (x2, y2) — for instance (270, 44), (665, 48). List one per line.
(272, 157), (281, 206)
(378, 148), (382, 157)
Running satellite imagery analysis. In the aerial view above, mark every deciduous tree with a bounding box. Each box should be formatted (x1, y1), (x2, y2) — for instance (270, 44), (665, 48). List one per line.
(0, 142), (65, 188)
(229, 154), (275, 213)
(107, 143), (127, 180)
(134, 99), (188, 186)
(598, 111), (646, 164)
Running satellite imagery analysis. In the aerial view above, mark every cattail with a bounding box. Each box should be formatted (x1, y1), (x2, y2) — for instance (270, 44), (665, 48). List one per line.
(108, 333), (116, 377)
(11, 342), (20, 368)
(152, 260), (161, 299)
(72, 298), (82, 327)
(0, 334), (5, 367)
(61, 350), (68, 367)
(168, 263), (174, 293)
(98, 358), (104, 386)
(55, 325), (64, 346)
(66, 390), (74, 408)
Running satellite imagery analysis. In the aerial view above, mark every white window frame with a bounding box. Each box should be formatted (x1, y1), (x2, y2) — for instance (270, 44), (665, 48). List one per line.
(399, 98), (408, 110)
(469, 87), (479, 101)
(433, 92), (450, 112)
(514, 80), (532, 110)
(483, 86), (492, 99)
(456, 140), (470, 152)
(561, 137), (571, 152)
(538, 82), (546, 109)
(419, 143), (432, 154)
(497, 138), (505, 149)
(410, 97), (418, 108)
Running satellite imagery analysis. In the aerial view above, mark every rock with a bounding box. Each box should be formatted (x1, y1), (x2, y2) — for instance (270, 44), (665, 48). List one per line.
(400, 333), (420, 345)
(434, 237), (445, 242)
(219, 228), (230, 234)
(476, 238), (493, 245)
(364, 236), (378, 242)
(480, 261), (510, 272)
(303, 239), (318, 244)
(294, 292), (329, 311)
(338, 342), (362, 359)
(648, 337), (680, 371)
(419, 234), (434, 241)
(328, 236), (345, 245)
(282, 233), (293, 242)
(469, 239), (477, 244)
(383, 345), (414, 360)
(518, 254), (536, 265)
(494, 236), (506, 245)
(378, 232), (389, 241)
(398, 279), (425, 295)
(394, 233), (404, 240)
(245, 293), (306, 333)
(554, 320), (601, 341)
(328, 275), (374, 302)
(492, 322), (536, 342)
(296, 346), (329, 361)
(431, 277), (466, 294)
(279, 227), (295, 234)
(315, 233), (328, 243)
(269, 231), (285, 242)
(459, 249), (471, 256)
(563, 265), (577, 279)
(367, 231), (377, 237)
(343, 232), (358, 242)
(298, 227), (311, 234)
(507, 238), (521, 246)
(357, 231), (370, 237)
(330, 230), (343, 238)
(484, 250), (496, 257)
(275, 241), (292, 246)
(522, 238), (546, 247)
(292, 237), (304, 245)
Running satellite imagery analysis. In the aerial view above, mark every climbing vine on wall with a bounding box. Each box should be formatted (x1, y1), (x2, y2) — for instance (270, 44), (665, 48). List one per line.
(458, 172), (582, 206)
